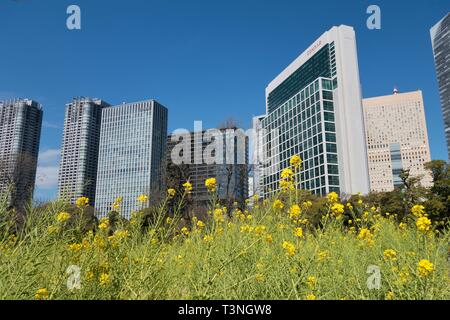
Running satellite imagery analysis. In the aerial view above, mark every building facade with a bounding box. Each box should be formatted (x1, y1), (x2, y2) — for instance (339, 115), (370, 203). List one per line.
(58, 98), (110, 205)
(95, 100), (168, 218)
(431, 13), (450, 160)
(167, 129), (249, 209)
(0, 99), (42, 207)
(258, 25), (370, 197)
(251, 115), (266, 197)
(363, 90), (432, 192)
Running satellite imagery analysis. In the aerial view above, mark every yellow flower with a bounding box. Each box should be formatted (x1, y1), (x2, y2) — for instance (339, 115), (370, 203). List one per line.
(47, 225), (60, 234)
(68, 243), (82, 252)
(167, 188), (176, 198)
(181, 227), (190, 236)
(289, 204), (302, 219)
(213, 208), (224, 223)
(307, 276), (317, 288)
(35, 288), (49, 300)
(399, 222), (407, 230)
(317, 250), (329, 261)
(197, 220), (205, 228)
(290, 155), (302, 169)
(411, 205), (426, 217)
(113, 230), (129, 239)
(282, 241), (296, 257)
(205, 178), (217, 192)
(85, 271), (94, 282)
(357, 199), (363, 205)
(265, 234), (273, 243)
(98, 218), (109, 231)
(56, 212), (71, 223)
(203, 235), (214, 243)
(137, 194), (148, 203)
(327, 192), (339, 203)
(416, 216), (432, 233)
(386, 291), (395, 300)
(294, 227), (303, 238)
(183, 181), (193, 193)
(306, 294), (316, 300)
(255, 273), (265, 282)
(279, 179), (294, 191)
(281, 168), (294, 179)
(273, 199), (284, 210)
(357, 228), (374, 246)
(417, 259), (434, 277)
(111, 197), (122, 211)
(75, 196), (89, 207)
(99, 273), (111, 286)
(331, 203), (345, 217)
(303, 201), (313, 209)
(383, 249), (397, 261)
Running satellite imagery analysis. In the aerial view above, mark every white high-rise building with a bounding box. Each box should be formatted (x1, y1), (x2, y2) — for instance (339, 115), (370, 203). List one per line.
(58, 98), (110, 206)
(0, 99), (42, 207)
(431, 13), (450, 160)
(258, 25), (370, 197)
(363, 90), (432, 192)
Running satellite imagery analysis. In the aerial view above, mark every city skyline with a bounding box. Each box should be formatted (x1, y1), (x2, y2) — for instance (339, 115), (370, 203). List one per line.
(0, 1), (448, 200)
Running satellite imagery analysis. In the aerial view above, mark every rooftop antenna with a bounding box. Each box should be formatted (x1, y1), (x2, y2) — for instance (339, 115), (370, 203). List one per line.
(393, 86), (399, 95)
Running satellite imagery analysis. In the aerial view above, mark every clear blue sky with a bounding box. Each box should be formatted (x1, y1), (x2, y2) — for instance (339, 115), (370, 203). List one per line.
(0, 0), (448, 200)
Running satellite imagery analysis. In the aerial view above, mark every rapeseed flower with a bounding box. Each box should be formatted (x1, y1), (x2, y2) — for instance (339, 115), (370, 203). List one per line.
(35, 288), (49, 300)
(417, 259), (434, 277)
(56, 212), (70, 223)
(282, 241), (296, 257)
(290, 155), (302, 169)
(205, 178), (217, 192)
(273, 199), (284, 210)
(76, 196), (89, 207)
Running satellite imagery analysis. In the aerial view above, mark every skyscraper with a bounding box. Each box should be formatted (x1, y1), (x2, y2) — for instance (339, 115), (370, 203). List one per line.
(363, 90), (432, 192)
(258, 25), (370, 197)
(95, 100), (168, 218)
(431, 13), (450, 160)
(58, 98), (110, 205)
(0, 99), (42, 207)
(167, 128), (249, 210)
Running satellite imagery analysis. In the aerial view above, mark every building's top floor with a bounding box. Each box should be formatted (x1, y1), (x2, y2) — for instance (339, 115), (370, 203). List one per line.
(0, 98), (42, 111)
(363, 89), (424, 107)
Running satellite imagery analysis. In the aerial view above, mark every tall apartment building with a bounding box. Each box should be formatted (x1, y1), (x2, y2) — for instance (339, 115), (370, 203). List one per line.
(0, 99), (42, 207)
(95, 100), (168, 218)
(363, 90), (432, 191)
(167, 128), (249, 209)
(431, 13), (450, 160)
(257, 25), (370, 197)
(58, 98), (110, 205)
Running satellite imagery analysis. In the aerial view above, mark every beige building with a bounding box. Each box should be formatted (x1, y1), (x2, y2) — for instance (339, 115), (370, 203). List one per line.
(363, 90), (432, 192)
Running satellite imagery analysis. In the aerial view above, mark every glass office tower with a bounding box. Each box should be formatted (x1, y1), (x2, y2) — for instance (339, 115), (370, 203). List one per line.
(431, 13), (450, 160)
(95, 100), (168, 218)
(258, 25), (370, 197)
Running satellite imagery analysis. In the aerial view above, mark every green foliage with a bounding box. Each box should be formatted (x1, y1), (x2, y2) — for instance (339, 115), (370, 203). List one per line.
(0, 188), (448, 300)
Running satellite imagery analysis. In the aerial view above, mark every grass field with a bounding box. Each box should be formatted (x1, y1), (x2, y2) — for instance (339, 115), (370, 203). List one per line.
(1, 186), (448, 301)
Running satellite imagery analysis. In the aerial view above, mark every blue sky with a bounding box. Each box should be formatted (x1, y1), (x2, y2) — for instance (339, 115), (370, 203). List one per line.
(0, 0), (448, 200)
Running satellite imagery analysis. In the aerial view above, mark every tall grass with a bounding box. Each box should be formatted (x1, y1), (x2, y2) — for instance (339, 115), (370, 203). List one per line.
(0, 189), (448, 300)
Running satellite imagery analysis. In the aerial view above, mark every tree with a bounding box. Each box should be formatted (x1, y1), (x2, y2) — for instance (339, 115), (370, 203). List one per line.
(0, 152), (38, 212)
